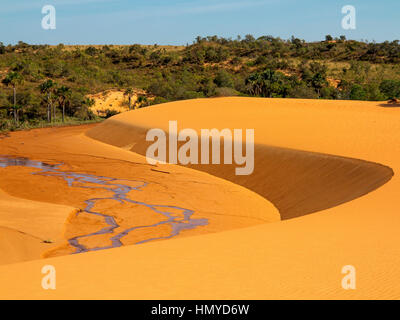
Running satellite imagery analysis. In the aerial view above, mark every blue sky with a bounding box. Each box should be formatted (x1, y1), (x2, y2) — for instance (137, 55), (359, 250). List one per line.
(0, 0), (399, 45)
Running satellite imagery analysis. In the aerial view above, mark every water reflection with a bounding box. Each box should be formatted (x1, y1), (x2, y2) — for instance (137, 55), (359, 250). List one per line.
(0, 155), (208, 253)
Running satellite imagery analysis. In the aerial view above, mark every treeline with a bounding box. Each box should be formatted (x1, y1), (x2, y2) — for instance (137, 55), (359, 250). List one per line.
(145, 35), (400, 101)
(1, 35), (400, 130)
(187, 34), (400, 64)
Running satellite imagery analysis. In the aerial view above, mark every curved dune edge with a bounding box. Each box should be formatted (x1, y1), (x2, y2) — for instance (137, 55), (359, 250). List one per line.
(0, 124), (279, 264)
(87, 120), (394, 220)
(0, 189), (78, 265)
(0, 98), (400, 299)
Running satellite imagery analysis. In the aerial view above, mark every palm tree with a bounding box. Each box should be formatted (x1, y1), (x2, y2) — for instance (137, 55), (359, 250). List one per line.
(124, 88), (134, 110)
(260, 69), (281, 98)
(246, 73), (262, 96)
(2, 71), (24, 124)
(56, 86), (71, 123)
(74, 97), (95, 120)
(39, 80), (56, 122)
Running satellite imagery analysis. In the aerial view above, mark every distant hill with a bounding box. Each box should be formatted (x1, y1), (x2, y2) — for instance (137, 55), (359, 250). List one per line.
(1, 35), (400, 131)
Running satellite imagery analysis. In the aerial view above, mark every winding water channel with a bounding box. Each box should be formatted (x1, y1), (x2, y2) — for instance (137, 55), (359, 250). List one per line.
(0, 156), (208, 253)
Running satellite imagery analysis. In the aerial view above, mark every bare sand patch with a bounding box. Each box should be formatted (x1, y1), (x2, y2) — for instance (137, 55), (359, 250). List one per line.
(0, 189), (77, 265)
(88, 89), (148, 116)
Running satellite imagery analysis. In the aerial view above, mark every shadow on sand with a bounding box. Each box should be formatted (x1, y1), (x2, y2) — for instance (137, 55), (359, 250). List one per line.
(378, 103), (400, 108)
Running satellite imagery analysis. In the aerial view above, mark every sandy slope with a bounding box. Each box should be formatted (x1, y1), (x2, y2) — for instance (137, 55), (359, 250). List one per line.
(87, 117), (393, 220)
(0, 98), (399, 299)
(0, 189), (77, 265)
(0, 124), (279, 263)
(88, 89), (147, 116)
(88, 90), (131, 116)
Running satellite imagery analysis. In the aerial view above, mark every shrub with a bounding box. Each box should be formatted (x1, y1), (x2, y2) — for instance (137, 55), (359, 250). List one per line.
(214, 70), (235, 88)
(350, 84), (367, 100)
(214, 87), (240, 97)
(104, 109), (120, 118)
(150, 97), (169, 106)
(380, 80), (400, 99)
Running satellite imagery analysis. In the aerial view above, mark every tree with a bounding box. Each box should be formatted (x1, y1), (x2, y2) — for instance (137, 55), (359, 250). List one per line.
(56, 86), (71, 122)
(2, 71), (24, 124)
(195, 36), (203, 44)
(350, 84), (367, 100)
(82, 97), (95, 109)
(39, 79), (57, 122)
(85, 46), (97, 56)
(246, 72), (263, 96)
(0, 42), (5, 54)
(124, 88), (134, 110)
(246, 70), (287, 98)
(214, 70), (234, 88)
(136, 95), (148, 109)
(311, 72), (328, 97)
(73, 97), (95, 120)
(325, 35), (333, 42)
(379, 80), (400, 99)
(244, 34), (256, 43)
(291, 36), (304, 49)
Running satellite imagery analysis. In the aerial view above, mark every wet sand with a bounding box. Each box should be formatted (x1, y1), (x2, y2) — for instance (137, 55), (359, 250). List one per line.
(0, 124), (279, 262)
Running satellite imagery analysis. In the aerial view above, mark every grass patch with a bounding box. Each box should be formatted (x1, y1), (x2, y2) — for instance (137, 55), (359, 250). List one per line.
(0, 117), (103, 133)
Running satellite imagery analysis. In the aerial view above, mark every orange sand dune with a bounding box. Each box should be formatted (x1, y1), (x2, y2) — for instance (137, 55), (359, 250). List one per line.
(0, 98), (400, 299)
(0, 124), (279, 264)
(0, 189), (77, 265)
(88, 122), (394, 220)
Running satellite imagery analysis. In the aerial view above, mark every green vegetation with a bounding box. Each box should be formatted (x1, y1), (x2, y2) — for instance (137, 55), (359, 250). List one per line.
(1, 35), (400, 131)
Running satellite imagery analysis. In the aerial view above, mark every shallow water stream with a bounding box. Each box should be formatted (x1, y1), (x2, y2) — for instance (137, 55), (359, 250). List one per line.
(0, 156), (208, 253)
